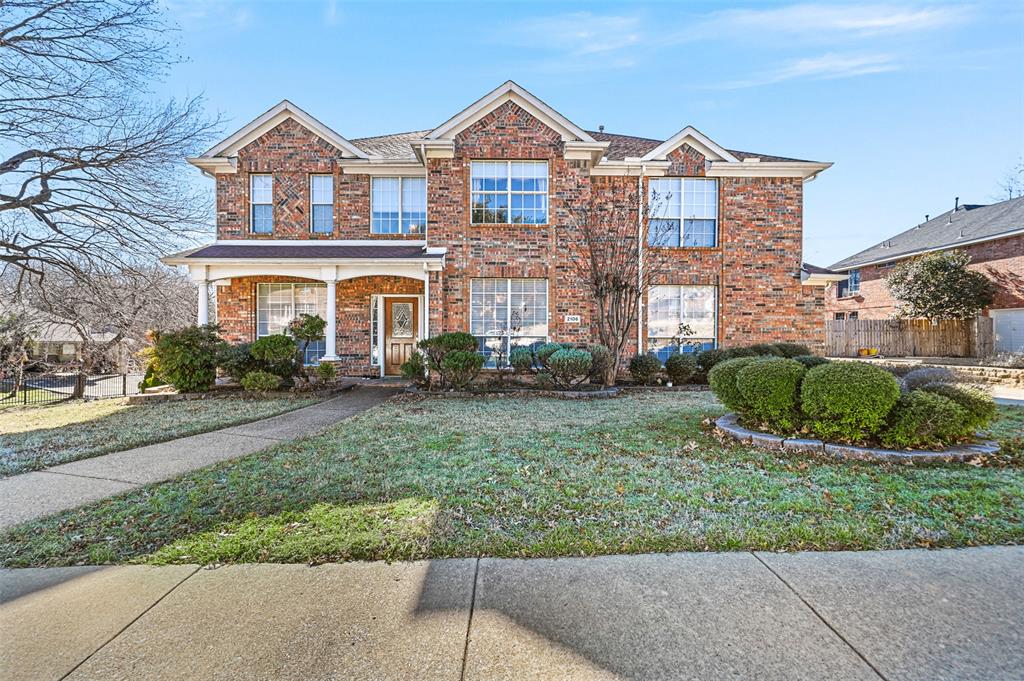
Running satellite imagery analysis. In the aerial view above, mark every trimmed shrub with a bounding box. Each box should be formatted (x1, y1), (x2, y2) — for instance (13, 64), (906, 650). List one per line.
(509, 347), (534, 374)
(251, 334), (298, 378)
(800, 362), (901, 442)
(628, 353), (662, 385)
(440, 350), (484, 390)
(881, 391), (970, 449)
(588, 344), (614, 384)
(736, 358), (806, 432)
(153, 324), (221, 393)
(315, 361), (336, 382)
(920, 382), (996, 431)
(547, 348), (593, 390)
(418, 332), (477, 371)
(747, 342), (784, 357)
(695, 348), (727, 373)
(903, 366), (957, 391)
(240, 370), (281, 394)
(664, 352), (697, 384)
(217, 342), (261, 381)
(400, 351), (428, 388)
(793, 355), (830, 369)
(773, 342), (812, 358)
(708, 356), (763, 414)
(534, 342), (568, 371)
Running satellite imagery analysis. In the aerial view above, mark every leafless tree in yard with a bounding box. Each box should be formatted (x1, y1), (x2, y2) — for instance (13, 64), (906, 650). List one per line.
(996, 158), (1024, 200)
(562, 187), (673, 386)
(0, 298), (33, 398)
(0, 0), (220, 279)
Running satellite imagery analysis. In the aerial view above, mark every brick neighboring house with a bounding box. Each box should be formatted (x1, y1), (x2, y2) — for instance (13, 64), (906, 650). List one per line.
(164, 81), (833, 376)
(826, 196), (1024, 352)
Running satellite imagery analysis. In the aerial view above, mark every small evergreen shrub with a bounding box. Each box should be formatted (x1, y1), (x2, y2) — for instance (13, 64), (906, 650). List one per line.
(903, 366), (957, 391)
(153, 324), (221, 393)
(217, 342), (260, 381)
(547, 348), (593, 389)
(695, 348), (727, 373)
(240, 370), (281, 394)
(664, 352), (697, 384)
(418, 332), (477, 371)
(628, 353), (662, 385)
(440, 350), (484, 389)
(773, 342), (812, 358)
(534, 342), (568, 371)
(509, 347), (534, 374)
(747, 342), (784, 357)
(251, 334), (298, 378)
(881, 391), (970, 449)
(800, 362), (900, 442)
(919, 383), (996, 431)
(708, 356), (763, 414)
(793, 355), (830, 369)
(400, 351), (428, 388)
(588, 344), (613, 384)
(735, 358), (806, 432)
(315, 362), (336, 382)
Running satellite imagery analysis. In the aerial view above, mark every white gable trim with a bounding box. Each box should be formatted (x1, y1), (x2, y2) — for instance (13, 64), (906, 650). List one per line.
(640, 126), (739, 163)
(202, 100), (368, 159)
(426, 81), (596, 143)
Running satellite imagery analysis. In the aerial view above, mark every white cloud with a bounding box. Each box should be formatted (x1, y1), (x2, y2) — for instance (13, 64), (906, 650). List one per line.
(166, 0), (254, 32)
(325, 0), (339, 26)
(512, 12), (644, 56)
(717, 52), (901, 89)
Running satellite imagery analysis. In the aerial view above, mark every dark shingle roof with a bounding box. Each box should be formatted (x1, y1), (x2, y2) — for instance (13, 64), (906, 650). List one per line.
(801, 262), (839, 275)
(184, 244), (441, 260)
(829, 196), (1024, 270)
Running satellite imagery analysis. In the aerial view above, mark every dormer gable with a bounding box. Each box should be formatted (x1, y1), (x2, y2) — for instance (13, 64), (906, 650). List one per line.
(641, 126), (740, 163)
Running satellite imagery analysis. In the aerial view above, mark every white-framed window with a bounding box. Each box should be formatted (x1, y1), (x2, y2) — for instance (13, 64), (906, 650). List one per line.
(256, 282), (327, 364)
(471, 161), (548, 224)
(470, 278), (548, 366)
(250, 174), (273, 234)
(648, 178), (718, 248)
(837, 269), (861, 298)
(310, 175), (333, 233)
(372, 177), (426, 234)
(647, 285), (717, 362)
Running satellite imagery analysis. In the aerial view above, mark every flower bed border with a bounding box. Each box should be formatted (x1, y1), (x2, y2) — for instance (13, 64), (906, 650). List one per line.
(715, 413), (999, 463)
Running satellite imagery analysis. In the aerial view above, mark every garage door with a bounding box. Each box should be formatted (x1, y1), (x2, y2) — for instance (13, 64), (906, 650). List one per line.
(991, 308), (1024, 352)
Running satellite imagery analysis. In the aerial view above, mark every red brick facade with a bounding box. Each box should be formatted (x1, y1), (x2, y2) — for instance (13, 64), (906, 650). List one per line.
(826, 234), (1024, 319)
(211, 101), (826, 374)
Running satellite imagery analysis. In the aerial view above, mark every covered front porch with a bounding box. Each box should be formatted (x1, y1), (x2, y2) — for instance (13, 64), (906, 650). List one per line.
(162, 242), (444, 377)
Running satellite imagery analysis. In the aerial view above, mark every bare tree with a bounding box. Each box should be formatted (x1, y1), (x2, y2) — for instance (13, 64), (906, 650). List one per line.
(997, 158), (1024, 200)
(0, 0), (220, 278)
(563, 187), (673, 386)
(0, 299), (33, 398)
(27, 265), (197, 371)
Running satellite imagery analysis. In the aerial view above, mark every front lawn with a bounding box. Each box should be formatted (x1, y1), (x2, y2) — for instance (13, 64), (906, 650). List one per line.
(0, 396), (322, 477)
(1, 392), (1021, 567)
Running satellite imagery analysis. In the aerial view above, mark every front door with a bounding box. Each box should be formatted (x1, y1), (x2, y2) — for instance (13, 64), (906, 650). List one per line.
(384, 297), (418, 375)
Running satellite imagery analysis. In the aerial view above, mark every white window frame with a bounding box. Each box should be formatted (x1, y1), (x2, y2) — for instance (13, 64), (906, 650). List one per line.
(469, 278), (549, 366)
(371, 176), (426, 234)
(250, 174), (273, 234)
(309, 174), (334, 234)
(648, 177), (719, 248)
(470, 160), (549, 225)
(646, 285), (718, 355)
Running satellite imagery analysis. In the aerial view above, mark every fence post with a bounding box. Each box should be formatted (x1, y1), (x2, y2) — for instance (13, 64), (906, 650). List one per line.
(122, 373), (128, 397)
(73, 372), (86, 399)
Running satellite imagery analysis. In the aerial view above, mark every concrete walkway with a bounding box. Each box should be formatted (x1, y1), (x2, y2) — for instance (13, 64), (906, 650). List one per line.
(0, 387), (398, 530)
(1, 546), (1020, 680)
(991, 385), (1024, 407)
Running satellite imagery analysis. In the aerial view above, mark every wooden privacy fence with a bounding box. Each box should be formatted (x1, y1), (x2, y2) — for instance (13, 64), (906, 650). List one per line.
(825, 316), (994, 358)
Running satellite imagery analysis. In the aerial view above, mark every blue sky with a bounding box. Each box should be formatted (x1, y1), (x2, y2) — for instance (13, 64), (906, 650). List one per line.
(161, 1), (1023, 267)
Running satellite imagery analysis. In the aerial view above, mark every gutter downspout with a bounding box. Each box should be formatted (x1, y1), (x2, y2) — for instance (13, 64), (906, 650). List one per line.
(637, 164), (646, 354)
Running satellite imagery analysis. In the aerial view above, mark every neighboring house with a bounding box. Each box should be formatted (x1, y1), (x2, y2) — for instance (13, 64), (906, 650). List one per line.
(163, 81), (833, 376)
(19, 311), (120, 366)
(826, 196), (1024, 352)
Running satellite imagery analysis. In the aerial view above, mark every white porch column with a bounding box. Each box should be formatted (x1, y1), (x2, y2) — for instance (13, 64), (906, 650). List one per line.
(422, 269), (430, 340)
(194, 267), (210, 325)
(323, 277), (338, 360)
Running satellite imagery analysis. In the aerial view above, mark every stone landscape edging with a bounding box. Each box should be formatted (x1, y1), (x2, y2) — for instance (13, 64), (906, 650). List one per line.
(714, 413), (999, 463)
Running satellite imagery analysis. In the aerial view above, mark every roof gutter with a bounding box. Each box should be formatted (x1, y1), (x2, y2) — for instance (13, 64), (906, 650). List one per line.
(829, 227), (1024, 271)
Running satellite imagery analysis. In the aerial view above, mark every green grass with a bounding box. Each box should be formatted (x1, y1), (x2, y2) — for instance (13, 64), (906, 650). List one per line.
(0, 395), (322, 477)
(1, 393), (1021, 567)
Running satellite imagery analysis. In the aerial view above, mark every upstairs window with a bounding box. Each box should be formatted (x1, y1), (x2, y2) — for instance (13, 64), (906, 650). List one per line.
(372, 177), (426, 234)
(250, 174), (273, 234)
(471, 161), (548, 224)
(310, 175), (334, 233)
(837, 269), (861, 298)
(648, 178), (718, 247)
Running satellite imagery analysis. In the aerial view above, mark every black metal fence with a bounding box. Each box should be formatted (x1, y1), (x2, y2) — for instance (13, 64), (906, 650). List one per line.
(0, 373), (145, 407)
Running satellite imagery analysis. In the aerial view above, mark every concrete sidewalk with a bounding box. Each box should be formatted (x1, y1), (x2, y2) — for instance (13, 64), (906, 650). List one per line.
(1, 546), (1020, 680)
(0, 387), (398, 530)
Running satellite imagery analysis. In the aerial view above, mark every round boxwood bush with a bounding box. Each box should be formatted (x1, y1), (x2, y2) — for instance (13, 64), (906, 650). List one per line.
(708, 356), (763, 413)
(509, 347), (534, 374)
(747, 342), (784, 357)
(919, 382), (996, 431)
(440, 350), (484, 390)
(903, 366), (957, 392)
(793, 355), (830, 369)
(153, 324), (222, 393)
(251, 334), (298, 378)
(735, 357), (806, 432)
(696, 348), (727, 373)
(534, 342), (569, 371)
(547, 348), (593, 389)
(628, 353), (662, 385)
(240, 370), (281, 394)
(417, 332), (477, 371)
(881, 390), (970, 449)
(773, 342), (812, 358)
(800, 361), (901, 442)
(664, 352), (697, 384)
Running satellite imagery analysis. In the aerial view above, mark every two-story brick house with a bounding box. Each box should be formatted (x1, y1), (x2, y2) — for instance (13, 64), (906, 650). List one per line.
(164, 81), (833, 376)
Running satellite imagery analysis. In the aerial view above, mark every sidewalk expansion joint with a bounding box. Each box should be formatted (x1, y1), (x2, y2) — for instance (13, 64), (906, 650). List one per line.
(751, 552), (890, 681)
(459, 557), (481, 681)
(40, 470), (140, 486)
(59, 565), (200, 680)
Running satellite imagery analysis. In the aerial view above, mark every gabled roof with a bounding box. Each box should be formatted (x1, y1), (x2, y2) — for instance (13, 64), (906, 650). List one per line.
(200, 100), (368, 160)
(587, 131), (812, 163)
(829, 196), (1024, 271)
(425, 80), (596, 143)
(641, 125), (740, 163)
